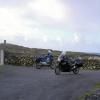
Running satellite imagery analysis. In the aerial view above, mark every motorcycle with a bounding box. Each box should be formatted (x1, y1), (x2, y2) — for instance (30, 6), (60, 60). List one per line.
(35, 55), (54, 69)
(55, 57), (83, 75)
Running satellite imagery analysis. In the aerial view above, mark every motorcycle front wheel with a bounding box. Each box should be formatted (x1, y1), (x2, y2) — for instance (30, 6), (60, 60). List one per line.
(55, 67), (61, 75)
(50, 62), (56, 69)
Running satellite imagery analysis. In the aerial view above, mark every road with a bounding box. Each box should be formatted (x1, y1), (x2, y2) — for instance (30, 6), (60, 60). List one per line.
(0, 65), (100, 100)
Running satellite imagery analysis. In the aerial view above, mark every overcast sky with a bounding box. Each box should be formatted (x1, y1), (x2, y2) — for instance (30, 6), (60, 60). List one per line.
(0, 0), (100, 53)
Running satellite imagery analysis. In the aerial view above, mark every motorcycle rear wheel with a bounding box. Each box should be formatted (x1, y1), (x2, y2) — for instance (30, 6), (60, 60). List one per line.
(36, 64), (41, 69)
(73, 68), (79, 74)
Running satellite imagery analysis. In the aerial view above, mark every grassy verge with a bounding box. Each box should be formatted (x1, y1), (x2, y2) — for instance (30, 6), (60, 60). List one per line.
(78, 83), (100, 100)
(0, 65), (5, 73)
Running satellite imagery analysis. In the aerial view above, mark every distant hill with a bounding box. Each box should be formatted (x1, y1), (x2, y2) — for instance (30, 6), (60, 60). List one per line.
(0, 43), (60, 56)
(0, 43), (100, 58)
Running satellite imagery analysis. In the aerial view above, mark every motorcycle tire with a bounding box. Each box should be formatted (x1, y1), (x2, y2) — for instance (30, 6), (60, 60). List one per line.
(50, 62), (56, 69)
(55, 67), (60, 75)
(73, 68), (79, 74)
(36, 64), (41, 69)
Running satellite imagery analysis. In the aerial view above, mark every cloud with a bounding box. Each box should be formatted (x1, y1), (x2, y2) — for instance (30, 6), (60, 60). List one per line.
(0, 0), (68, 43)
(0, 7), (30, 35)
(0, 0), (100, 53)
(73, 32), (82, 43)
(28, 0), (67, 22)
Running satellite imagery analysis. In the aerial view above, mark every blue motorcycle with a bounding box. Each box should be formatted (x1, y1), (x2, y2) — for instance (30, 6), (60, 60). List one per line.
(35, 55), (54, 69)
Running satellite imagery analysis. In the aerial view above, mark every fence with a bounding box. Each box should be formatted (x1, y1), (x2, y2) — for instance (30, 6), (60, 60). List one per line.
(4, 51), (100, 69)
(0, 49), (4, 65)
(4, 51), (34, 66)
(83, 58), (100, 70)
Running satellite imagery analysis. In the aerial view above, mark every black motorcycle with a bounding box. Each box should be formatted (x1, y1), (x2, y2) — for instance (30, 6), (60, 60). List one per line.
(55, 58), (83, 75)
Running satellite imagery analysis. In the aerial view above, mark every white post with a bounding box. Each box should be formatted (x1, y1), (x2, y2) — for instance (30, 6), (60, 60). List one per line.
(0, 49), (4, 65)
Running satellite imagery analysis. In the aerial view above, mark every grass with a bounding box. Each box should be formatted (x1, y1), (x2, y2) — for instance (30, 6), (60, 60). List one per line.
(0, 65), (5, 73)
(78, 83), (100, 100)
(95, 83), (100, 89)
